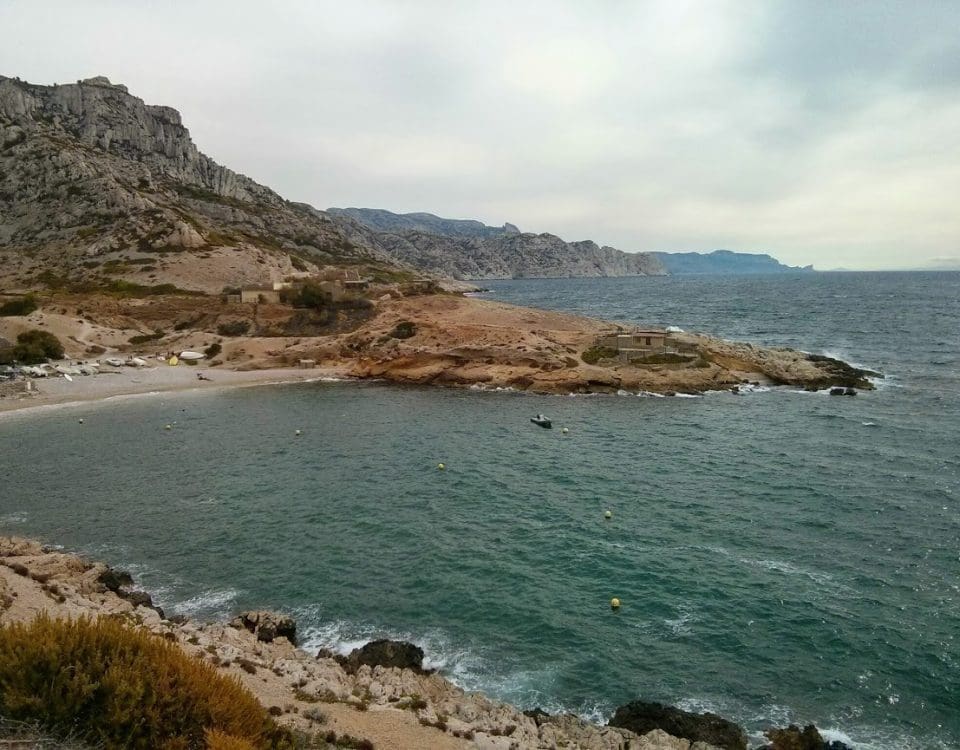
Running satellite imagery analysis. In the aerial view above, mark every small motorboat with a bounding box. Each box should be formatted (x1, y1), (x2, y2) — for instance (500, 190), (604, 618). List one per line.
(531, 414), (552, 429)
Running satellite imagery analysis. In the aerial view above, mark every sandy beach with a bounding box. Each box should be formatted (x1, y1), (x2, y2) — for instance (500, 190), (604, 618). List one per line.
(0, 364), (350, 417)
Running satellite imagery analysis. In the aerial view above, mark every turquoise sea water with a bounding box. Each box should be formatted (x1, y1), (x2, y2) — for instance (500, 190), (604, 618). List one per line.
(1, 272), (958, 749)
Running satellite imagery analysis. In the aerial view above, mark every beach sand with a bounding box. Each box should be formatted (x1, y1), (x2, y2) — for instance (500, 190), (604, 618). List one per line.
(0, 364), (350, 416)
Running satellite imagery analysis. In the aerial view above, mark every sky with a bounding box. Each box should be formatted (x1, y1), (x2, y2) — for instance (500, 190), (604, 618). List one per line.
(2, 0), (959, 270)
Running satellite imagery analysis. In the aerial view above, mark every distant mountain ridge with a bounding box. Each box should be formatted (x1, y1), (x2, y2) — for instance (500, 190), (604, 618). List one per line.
(329, 207), (521, 241)
(654, 250), (813, 275)
(327, 207), (665, 280)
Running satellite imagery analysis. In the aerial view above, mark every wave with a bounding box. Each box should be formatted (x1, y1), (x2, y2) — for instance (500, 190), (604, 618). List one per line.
(168, 588), (240, 619)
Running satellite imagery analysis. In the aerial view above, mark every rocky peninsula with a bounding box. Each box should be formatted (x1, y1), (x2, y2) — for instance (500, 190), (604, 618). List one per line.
(0, 537), (851, 750)
(0, 290), (879, 414)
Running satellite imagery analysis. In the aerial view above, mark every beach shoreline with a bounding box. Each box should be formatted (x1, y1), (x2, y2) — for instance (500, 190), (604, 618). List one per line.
(0, 364), (351, 418)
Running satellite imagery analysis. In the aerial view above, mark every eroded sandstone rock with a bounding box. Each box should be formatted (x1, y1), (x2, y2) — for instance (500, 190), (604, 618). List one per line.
(230, 610), (297, 644)
(609, 700), (748, 750)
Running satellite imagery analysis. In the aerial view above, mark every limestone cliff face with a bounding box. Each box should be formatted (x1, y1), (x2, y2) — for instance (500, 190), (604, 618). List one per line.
(0, 74), (661, 293)
(329, 207), (520, 240)
(330, 207), (666, 279)
(0, 76), (399, 292)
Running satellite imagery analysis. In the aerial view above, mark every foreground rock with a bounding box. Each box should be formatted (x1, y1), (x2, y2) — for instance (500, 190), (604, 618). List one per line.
(609, 700), (748, 750)
(331, 639), (428, 675)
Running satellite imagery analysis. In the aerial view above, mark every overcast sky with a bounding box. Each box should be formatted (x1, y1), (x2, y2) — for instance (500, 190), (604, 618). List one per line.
(2, 0), (959, 270)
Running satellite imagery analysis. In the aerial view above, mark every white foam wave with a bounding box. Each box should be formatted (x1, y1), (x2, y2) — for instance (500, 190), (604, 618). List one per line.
(738, 556), (834, 587)
(664, 605), (698, 636)
(170, 588), (240, 619)
(0, 511), (27, 525)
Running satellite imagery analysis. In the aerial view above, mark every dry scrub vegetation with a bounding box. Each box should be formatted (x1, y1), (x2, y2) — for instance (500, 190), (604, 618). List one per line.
(0, 614), (322, 749)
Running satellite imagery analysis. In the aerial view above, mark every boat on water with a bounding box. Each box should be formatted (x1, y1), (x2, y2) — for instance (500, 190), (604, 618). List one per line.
(531, 414), (552, 429)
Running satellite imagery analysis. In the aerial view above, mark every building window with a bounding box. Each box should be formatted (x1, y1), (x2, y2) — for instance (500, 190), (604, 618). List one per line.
(645, 337), (651, 346)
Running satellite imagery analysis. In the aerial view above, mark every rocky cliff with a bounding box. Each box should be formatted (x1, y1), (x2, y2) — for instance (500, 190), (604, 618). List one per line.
(330, 207), (666, 279)
(329, 207), (520, 240)
(0, 75), (406, 293)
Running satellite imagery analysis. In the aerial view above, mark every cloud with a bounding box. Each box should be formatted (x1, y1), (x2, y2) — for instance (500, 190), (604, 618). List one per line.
(1, 0), (958, 269)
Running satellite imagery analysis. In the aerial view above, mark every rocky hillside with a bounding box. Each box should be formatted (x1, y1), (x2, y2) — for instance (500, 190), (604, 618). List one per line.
(329, 207), (520, 240)
(329, 207), (666, 279)
(0, 75), (409, 293)
(653, 249), (814, 274)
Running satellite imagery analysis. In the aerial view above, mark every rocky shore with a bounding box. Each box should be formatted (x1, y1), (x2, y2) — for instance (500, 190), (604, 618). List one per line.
(1, 293), (880, 412)
(0, 538), (852, 750)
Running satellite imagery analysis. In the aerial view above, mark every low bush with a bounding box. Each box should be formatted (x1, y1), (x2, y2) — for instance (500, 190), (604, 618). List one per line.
(129, 331), (165, 345)
(580, 346), (617, 365)
(389, 321), (416, 340)
(0, 295), (38, 317)
(217, 321), (250, 337)
(629, 353), (694, 365)
(12, 330), (64, 364)
(0, 614), (295, 749)
(205, 342), (223, 358)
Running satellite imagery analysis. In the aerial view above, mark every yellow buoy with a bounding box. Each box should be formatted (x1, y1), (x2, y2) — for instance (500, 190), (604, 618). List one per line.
(164, 424), (172, 430)
(78, 419), (84, 424)
(604, 510), (612, 519)
(610, 597), (621, 610)
(437, 463), (445, 470)
(562, 427), (569, 434)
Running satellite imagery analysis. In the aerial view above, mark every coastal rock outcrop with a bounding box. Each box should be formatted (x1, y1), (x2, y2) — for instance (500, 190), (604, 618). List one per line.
(96, 565), (163, 618)
(332, 638), (428, 675)
(609, 700), (748, 750)
(230, 609), (297, 644)
(759, 724), (853, 750)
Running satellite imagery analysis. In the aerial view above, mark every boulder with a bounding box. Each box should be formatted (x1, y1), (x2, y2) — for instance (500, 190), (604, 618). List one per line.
(96, 566), (164, 618)
(760, 724), (853, 750)
(609, 701), (747, 750)
(97, 566), (134, 592)
(522, 707), (551, 725)
(230, 610), (297, 644)
(334, 638), (426, 675)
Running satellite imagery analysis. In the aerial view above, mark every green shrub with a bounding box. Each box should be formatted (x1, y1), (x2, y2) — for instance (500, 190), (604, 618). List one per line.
(129, 331), (165, 345)
(0, 295), (38, 317)
(174, 316), (203, 331)
(205, 342), (223, 358)
(289, 255), (308, 272)
(217, 321), (250, 337)
(0, 614), (293, 749)
(581, 346), (617, 365)
(389, 321), (416, 340)
(12, 330), (64, 364)
(629, 353), (694, 365)
(288, 283), (329, 310)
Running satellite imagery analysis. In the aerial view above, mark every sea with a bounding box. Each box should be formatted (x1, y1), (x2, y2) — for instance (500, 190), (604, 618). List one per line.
(1, 271), (957, 749)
